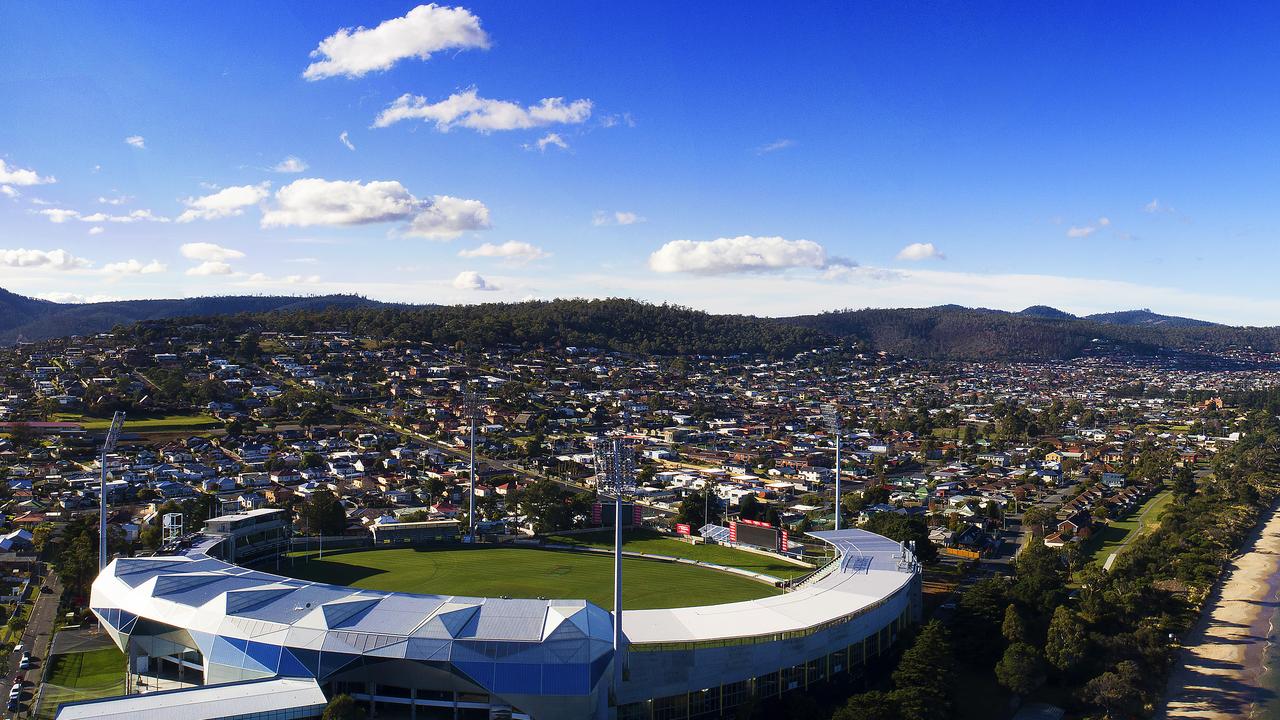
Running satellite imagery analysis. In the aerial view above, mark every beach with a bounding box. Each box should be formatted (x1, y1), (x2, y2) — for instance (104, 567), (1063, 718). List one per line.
(1164, 504), (1280, 719)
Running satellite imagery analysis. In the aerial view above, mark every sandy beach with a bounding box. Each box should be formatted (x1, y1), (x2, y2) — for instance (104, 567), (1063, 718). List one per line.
(1164, 503), (1280, 719)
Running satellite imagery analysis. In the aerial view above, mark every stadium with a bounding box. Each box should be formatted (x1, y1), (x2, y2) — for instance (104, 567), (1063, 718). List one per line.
(84, 511), (921, 720)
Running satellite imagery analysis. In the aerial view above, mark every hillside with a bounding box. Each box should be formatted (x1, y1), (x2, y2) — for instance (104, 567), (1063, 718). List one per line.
(0, 291), (386, 343)
(1085, 308), (1219, 328)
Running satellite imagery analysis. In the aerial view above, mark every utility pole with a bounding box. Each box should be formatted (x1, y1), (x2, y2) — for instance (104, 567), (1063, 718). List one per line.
(594, 432), (637, 703)
(99, 411), (126, 571)
(823, 403), (842, 532)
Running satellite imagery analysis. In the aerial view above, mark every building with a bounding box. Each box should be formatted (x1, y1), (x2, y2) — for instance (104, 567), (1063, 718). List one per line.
(87, 529), (919, 719)
(203, 508), (288, 564)
(370, 518), (461, 544)
(54, 677), (327, 720)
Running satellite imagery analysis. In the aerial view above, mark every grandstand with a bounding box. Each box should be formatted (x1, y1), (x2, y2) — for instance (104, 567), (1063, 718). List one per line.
(84, 520), (920, 720)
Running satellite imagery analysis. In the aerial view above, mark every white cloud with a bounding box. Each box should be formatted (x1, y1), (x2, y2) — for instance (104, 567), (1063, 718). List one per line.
(452, 270), (497, 291)
(103, 259), (166, 275)
(896, 242), (944, 261)
(35, 208), (80, 223)
(1066, 225), (1096, 238)
(339, 131), (356, 151)
(88, 226), (104, 235)
(373, 88), (592, 132)
(649, 235), (829, 275)
(404, 195), (490, 239)
(124, 135), (145, 149)
(186, 261), (234, 276)
(35, 292), (120, 304)
(525, 132), (569, 152)
(0, 158), (54, 186)
(272, 156), (309, 173)
(98, 195), (131, 205)
(458, 241), (548, 264)
(304, 4), (490, 80)
(0, 248), (92, 270)
(755, 138), (795, 155)
(0, 186), (17, 199)
(240, 272), (322, 286)
(177, 182), (270, 222)
(1098, 217), (1111, 227)
(181, 242), (245, 262)
(262, 179), (490, 239)
(593, 210), (645, 226)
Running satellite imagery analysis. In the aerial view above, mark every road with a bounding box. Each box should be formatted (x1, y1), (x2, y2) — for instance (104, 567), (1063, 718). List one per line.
(19, 564), (63, 717)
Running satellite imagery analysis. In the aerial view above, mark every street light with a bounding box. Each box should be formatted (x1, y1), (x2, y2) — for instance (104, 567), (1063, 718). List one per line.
(822, 403), (842, 532)
(594, 433), (637, 698)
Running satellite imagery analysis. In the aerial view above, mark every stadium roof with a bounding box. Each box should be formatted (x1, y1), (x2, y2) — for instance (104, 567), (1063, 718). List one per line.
(54, 677), (326, 720)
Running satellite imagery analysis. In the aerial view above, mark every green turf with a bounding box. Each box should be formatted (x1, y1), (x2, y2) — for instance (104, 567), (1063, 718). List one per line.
(75, 414), (220, 431)
(45, 647), (125, 689)
(545, 529), (809, 579)
(1081, 486), (1174, 564)
(280, 545), (783, 609)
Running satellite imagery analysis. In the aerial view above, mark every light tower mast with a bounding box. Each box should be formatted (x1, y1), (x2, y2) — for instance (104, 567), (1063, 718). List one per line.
(99, 411), (126, 571)
(593, 430), (637, 700)
(464, 385), (480, 541)
(823, 403), (842, 531)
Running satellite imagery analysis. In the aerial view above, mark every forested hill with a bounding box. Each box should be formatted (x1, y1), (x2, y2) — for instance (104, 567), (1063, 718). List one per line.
(10, 284), (1280, 361)
(117, 299), (835, 358)
(0, 288), (384, 344)
(784, 306), (1280, 361)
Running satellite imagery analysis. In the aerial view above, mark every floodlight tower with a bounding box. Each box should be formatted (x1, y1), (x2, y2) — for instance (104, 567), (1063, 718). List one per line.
(99, 411), (126, 571)
(464, 384), (480, 540)
(823, 403), (842, 531)
(594, 432), (637, 697)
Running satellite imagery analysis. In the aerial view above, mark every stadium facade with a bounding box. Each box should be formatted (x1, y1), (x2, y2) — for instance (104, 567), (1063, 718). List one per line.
(87, 527), (920, 720)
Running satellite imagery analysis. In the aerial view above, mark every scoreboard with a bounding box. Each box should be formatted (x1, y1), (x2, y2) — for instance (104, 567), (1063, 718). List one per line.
(592, 502), (644, 527)
(729, 519), (789, 552)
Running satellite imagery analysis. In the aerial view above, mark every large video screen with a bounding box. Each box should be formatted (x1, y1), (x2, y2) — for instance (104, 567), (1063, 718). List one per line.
(734, 522), (778, 550)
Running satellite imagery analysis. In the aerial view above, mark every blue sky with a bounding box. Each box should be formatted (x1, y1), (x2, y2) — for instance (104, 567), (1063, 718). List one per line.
(3, 1), (1280, 323)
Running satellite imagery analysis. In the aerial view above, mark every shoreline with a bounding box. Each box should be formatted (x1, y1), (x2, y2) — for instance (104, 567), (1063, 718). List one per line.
(1164, 500), (1280, 719)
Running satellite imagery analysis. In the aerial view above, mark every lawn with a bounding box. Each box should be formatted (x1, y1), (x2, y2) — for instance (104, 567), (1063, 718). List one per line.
(1082, 486), (1175, 566)
(66, 414), (220, 432)
(280, 545), (783, 610)
(36, 648), (126, 720)
(545, 529), (809, 579)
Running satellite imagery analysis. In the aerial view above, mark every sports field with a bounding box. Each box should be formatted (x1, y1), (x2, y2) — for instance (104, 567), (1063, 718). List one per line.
(545, 529), (810, 579)
(35, 648), (126, 720)
(280, 545), (783, 610)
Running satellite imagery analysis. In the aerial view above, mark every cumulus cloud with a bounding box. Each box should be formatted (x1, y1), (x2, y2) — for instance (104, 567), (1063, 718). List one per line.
(272, 156), (309, 173)
(339, 131), (356, 151)
(177, 182), (270, 222)
(88, 226), (104, 235)
(98, 195), (131, 205)
(0, 186), (18, 199)
(592, 210), (644, 226)
(36, 208), (80, 224)
(0, 158), (54, 186)
(186, 261), (234, 276)
(261, 179), (490, 240)
(35, 207), (168, 224)
(124, 135), (145, 149)
(0, 248), (92, 270)
(303, 4), (489, 80)
(896, 242), (944, 261)
(181, 242), (245, 262)
(458, 241), (548, 264)
(373, 88), (592, 132)
(36, 292), (120, 304)
(524, 132), (569, 152)
(452, 270), (497, 291)
(103, 259), (166, 275)
(1065, 216), (1113, 238)
(649, 235), (829, 275)
(754, 138), (795, 155)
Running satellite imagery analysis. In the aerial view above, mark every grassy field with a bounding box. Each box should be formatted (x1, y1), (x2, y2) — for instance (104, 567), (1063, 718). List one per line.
(1082, 486), (1175, 565)
(36, 648), (126, 720)
(545, 529), (809, 579)
(280, 545), (783, 609)
(56, 413), (220, 432)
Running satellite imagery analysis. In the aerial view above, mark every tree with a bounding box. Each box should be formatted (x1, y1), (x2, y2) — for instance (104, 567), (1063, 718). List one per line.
(995, 642), (1046, 697)
(954, 577), (1010, 662)
(518, 478), (576, 534)
(32, 523), (55, 554)
(322, 694), (361, 720)
(1045, 606), (1088, 676)
(891, 620), (954, 720)
(1012, 543), (1066, 616)
(833, 691), (900, 720)
(297, 489), (347, 536)
(1081, 661), (1145, 718)
(1021, 505), (1053, 536)
(1001, 603), (1027, 644)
